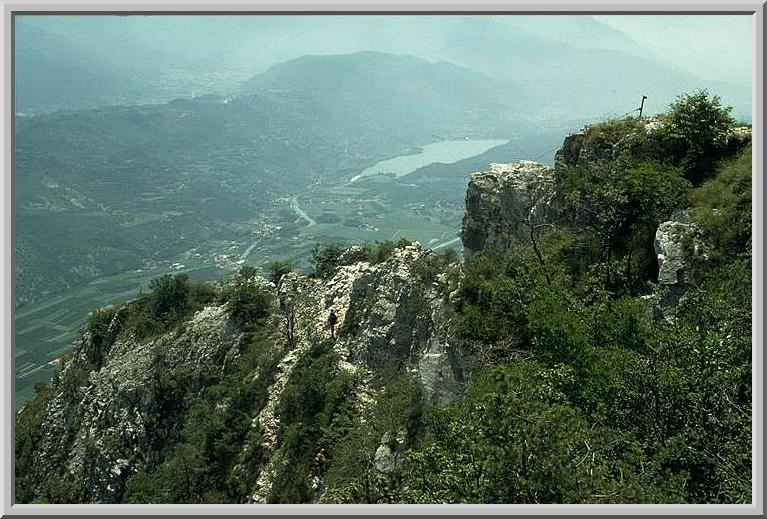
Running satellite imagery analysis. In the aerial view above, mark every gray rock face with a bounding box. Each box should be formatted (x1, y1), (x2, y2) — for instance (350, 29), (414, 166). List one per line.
(337, 245), (370, 266)
(654, 216), (712, 317)
(374, 445), (395, 474)
(655, 220), (707, 286)
(21, 241), (474, 504)
(461, 160), (556, 259)
(247, 244), (473, 503)
(23, 305), (243, 503)
(418, 298), (468, 407)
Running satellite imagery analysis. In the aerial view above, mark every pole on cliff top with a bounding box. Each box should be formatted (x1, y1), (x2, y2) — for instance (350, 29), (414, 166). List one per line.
(638, 95), (648, 119)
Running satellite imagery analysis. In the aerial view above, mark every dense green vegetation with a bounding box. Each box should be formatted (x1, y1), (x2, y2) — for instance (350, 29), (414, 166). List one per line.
(396, 239), (750, 503)
(326, 92), (752, 504)
(116, 273), (218, 340)
(689, 146), (752, 259)
(381, 93), (751, 504)
(580, 90), (745, 186)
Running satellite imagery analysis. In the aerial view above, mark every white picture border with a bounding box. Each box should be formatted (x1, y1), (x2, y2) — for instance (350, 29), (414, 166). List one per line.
(0, 1), (762, 515)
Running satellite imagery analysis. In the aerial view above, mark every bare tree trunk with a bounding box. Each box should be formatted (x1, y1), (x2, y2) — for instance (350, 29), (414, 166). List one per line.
(527, 219), (553, 286)
(530, 225), (551, 286)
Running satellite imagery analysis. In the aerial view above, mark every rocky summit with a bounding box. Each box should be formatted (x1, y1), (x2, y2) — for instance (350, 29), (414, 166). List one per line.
(461, 160), (557, 259)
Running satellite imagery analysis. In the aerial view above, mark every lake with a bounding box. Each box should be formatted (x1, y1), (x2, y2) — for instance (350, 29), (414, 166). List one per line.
(350, 139), (509, 183)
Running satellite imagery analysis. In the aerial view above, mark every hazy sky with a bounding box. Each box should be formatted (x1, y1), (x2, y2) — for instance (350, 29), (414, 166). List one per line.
(15, 14), (753, 117)
(18, 14), (753, 90)
(594, 15), (753, 88)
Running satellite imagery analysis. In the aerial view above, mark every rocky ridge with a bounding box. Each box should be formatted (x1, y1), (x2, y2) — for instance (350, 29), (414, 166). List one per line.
(19, 242), (470, 503)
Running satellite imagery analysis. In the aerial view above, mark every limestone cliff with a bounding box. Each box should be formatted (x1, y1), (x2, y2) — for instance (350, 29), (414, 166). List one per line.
(461, 160), (557, 259)
(17, 243), (471, 504)
(653, 212), (713, 319)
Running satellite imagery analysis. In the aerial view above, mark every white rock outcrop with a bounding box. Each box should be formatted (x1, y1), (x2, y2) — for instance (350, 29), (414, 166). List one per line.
(653, 215), (712, 318)
(461, 161), (557, 259)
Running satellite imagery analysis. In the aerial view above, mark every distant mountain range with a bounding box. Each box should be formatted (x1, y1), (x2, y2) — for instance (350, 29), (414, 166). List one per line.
(15, 15), (751, 120)
(13, 50), (534, 308)
(240, 51), (531, 140)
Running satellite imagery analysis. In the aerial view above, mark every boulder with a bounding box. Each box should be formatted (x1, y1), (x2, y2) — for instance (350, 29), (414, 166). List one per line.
(374, 432), (397, 474)
(654, 215), (712, 317)
(461, 161), (556, 259)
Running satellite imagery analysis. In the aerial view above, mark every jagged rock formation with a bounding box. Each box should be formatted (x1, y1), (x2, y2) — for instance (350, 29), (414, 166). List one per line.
(246, 243), (470, 503)
(20, 304), (245, 503)
(18, 243), (472, 504)
(461, 160), (557, 258)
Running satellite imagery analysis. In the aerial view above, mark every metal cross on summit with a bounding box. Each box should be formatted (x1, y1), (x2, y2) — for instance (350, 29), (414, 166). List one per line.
(638, 95), (648, 119)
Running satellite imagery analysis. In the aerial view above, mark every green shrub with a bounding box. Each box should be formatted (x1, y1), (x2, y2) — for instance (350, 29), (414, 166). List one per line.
(560, 157), (690, 290)
(85, 306), (119, 344)
(322, 370), (423, 503)
(268, 260), (294, 285)
(270, 339), (358, 503)
(584, 117), (646, 148)
(527, 292), (591, 370)
(149, 273), (192, 322)
(237, 264), (259, 280)
(369, 239), (412, 264)
(119, 273), (220, 340)
(453, 248), (549, 346)
(189, 281), (219, 306)
(438, 247), (460, 265)
(395, 361), (684, 504)
(689, 145), (751, 258)
(311, 243), (345, 279)
(220, 279), (272, 325)
(663, 89), (736, 183)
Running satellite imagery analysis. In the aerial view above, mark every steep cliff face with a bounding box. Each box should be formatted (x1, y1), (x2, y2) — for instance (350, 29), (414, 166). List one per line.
(461, 160), (557, 258)
(17, 243), (471, 504)
(241, 244), (470, 503)
(18, 303), (247, 503)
